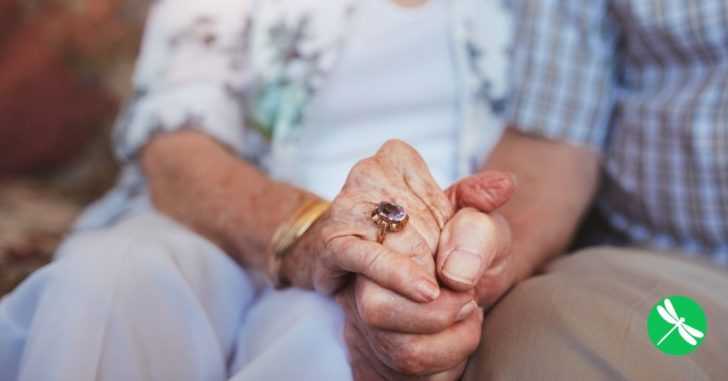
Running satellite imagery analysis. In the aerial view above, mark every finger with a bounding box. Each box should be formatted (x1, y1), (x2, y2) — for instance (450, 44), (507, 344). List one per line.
(325, 197), (381, 242)
(328, 236), (440, 303)
(367, 307), (484, 377)
(345, 319), (468, 381)
(330, 188), (438, 255)
(377, 139), (455, 229)
(428, 362), (468, 381)
(403, 170), (454, 231)
(339, 287), (479, 379)
(403, 165), (454, 232)
(339, 288), (396, 380)
(382, 219), (436, 276)
(474, 225), (514, 308)
(342, 319), (389, 381)
(445, 171), (515, 212)
(437, 208), (511, 291)
(355, 276), (477, 334)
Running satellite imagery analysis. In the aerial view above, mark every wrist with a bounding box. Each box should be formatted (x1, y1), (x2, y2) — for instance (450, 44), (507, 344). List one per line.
(215, 165), (322, 272)
(276, 213), (329, 290)
(267, 199), (330, 288)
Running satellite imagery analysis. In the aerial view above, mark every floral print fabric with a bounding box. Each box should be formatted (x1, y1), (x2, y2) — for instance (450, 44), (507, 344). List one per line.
(114, 0), (511, 176)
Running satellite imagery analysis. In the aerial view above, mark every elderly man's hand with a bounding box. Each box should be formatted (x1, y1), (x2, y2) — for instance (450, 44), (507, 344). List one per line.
(441, 172), (515, 307)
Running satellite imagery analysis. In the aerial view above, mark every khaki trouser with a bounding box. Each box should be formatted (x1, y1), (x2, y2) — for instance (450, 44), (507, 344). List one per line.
(464, 247), (728, 381)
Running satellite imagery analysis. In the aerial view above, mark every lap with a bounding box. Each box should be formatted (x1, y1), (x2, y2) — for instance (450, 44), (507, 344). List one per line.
(464, 247), (728, 381)
(1, 211), (351, 381)
(230, 288), (351, 381)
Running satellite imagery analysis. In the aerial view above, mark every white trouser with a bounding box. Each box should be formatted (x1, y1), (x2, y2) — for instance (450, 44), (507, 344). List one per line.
(0, 211), (352, 381)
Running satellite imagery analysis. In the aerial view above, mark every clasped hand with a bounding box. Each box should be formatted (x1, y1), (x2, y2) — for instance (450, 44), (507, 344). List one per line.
(282, 140), (515, 380)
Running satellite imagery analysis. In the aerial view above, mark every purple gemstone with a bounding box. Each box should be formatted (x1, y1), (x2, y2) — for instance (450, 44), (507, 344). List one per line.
(377, 202), (407, 222)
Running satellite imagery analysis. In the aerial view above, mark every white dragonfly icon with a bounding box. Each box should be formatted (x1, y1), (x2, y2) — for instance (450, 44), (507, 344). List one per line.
(656, 297), (705, 346)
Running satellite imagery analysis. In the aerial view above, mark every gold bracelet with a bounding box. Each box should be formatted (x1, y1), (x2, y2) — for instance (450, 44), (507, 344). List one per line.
(268, 198), (330, 287)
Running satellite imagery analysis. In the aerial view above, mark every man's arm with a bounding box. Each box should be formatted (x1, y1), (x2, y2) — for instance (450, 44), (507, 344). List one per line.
(456, 0), (617, 300)
(435, 127), (601, 306)
(487, 127), (601, 281)
(434, 0), (617, 300)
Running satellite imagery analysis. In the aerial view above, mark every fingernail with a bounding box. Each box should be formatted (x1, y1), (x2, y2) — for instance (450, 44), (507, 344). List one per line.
(456, 301), (477, 322)
(416, 280), (440, 302)
(443, 250), (482, 286)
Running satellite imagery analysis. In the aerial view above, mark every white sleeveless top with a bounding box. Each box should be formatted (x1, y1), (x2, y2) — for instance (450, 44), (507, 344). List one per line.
(268, 1), (459, 199)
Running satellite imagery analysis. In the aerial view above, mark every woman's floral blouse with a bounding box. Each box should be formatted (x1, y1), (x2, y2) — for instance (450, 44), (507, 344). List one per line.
(114, 0), (511, 177)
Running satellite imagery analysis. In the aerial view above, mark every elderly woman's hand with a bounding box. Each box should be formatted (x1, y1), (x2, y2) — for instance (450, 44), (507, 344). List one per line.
(280, 139), (515, 380)
(279, 139), (454, 302)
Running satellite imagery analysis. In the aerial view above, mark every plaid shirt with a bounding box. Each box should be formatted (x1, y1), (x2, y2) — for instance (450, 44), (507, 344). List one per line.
(507, 0), (728, 263)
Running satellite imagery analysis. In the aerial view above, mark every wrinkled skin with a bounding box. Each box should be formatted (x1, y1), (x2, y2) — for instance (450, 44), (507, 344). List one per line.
(281, 139), (454, 302)
(282, 140), (516, 380)
(443, 172), (515, 309)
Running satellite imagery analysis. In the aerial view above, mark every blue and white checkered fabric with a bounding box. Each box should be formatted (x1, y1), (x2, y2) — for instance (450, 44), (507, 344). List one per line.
(507, 0), (728, 263)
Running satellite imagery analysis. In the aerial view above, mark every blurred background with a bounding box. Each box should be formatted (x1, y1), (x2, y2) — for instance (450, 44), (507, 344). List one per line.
(0, 0), (150, 295)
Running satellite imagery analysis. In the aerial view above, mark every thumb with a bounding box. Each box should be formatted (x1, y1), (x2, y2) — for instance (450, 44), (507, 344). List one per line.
(445, 171), (516, 212)
(436, 208), (510, 291)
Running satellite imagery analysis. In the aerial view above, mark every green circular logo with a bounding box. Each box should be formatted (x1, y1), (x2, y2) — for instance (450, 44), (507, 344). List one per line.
(647, 295), (708, 356)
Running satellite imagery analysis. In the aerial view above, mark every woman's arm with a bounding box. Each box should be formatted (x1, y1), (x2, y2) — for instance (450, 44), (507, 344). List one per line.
(122, 2), (449, 300)
(141, 129), (318, 272)
(446, 0), (615, 305)
(142, 131), (456, 305)
(117, 0), (315, 273)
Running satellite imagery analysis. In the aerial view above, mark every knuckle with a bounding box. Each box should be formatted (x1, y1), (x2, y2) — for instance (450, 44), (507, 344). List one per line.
(464, 326), (483, 355)
(388, 341), (428, 376)
(411, 238), (435, 260)
(357, 304), (383, 328)
(422, 310), (451, 332)
(476, 273), (508, 305)
(398, 260), (422, 284)
(381, 139), (408, 152)
(433, 307), (456, 328)
(379, 139), (420, 161)
(342, 322), (359, 347)
(356, 288), (389, 327)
